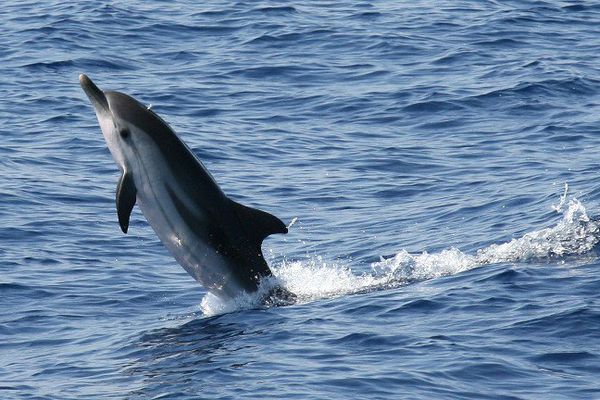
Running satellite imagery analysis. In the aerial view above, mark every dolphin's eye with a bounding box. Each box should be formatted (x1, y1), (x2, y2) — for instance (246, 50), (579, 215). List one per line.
(119, 128), (130, 139)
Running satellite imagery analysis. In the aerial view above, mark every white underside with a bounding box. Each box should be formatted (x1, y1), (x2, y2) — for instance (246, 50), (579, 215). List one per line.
(99, 114), (245, 299)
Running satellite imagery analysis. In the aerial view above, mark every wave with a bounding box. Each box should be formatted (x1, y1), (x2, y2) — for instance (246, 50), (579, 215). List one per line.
(201, 189), (600, 316)
(253, 5), (297, 14)
(21, 58), (134, 72)
(464, 77), (598, 107)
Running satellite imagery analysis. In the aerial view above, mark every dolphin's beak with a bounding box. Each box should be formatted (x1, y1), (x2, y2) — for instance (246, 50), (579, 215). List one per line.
(79, 74), (110, 113)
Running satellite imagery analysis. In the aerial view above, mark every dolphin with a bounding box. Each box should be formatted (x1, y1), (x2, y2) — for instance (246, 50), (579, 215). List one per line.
(79, 74), (295, 305)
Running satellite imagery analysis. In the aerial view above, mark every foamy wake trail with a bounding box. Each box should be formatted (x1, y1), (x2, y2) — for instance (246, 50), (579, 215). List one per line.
(201, 198), (599, 316)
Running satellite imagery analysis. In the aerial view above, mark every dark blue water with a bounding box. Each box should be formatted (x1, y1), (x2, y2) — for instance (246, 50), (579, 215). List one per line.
(3, 1), (600, 398)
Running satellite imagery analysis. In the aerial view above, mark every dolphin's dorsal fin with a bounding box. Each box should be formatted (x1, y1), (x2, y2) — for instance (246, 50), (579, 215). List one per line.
(230, 200), (288, 246)
(116, 171), (137, 234)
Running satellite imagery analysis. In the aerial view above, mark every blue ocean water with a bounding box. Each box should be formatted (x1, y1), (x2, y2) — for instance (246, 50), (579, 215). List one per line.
(2, 0), (600, 398)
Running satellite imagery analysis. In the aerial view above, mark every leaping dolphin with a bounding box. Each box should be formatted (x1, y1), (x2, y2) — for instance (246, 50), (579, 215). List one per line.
(79, 74), (295, 304)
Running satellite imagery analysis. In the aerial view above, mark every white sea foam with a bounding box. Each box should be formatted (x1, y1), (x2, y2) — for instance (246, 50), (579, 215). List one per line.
(201, 197), (599, 316)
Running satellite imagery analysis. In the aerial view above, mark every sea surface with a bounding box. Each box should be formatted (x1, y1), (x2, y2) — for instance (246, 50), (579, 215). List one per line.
(2, 1), (600, 399)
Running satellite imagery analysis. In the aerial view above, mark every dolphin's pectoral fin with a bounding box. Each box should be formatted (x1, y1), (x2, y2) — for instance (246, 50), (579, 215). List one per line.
(116, 171), (137, 234)
(230, 200), (288, 246)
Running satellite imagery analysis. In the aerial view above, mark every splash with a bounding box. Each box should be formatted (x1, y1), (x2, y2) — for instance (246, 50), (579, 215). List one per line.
(475, 199), (598, 264)
(201, 197), (599, 316)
